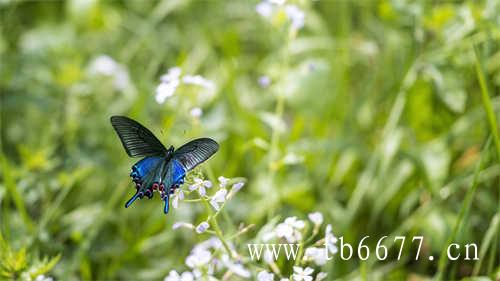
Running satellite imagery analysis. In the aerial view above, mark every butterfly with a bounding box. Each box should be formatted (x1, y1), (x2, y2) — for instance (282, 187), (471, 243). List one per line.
(110, 116), (219, 214)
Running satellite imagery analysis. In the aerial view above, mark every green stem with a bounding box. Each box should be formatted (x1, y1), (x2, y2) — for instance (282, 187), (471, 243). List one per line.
(201, 198), (234, 258)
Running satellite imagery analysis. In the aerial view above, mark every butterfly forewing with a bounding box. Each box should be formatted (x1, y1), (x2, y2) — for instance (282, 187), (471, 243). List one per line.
(173, 138), (219, 171)
(110, 116), (167, 157)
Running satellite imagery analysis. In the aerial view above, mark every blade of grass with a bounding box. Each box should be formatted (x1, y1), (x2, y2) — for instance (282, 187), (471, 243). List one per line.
(435, 137), (491, 280)
(472, 213), (499, 275)
(474, 44), (500, 159)
(0, 153), (34, 234)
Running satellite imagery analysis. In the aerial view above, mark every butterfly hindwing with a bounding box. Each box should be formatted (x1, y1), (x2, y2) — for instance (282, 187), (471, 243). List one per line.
(173, 138), (219, 171)
(110, 116), (167, 157)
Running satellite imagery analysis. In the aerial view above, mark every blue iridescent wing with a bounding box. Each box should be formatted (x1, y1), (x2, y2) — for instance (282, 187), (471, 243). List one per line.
(125, 157), (187, 214)
(173, 138), (219, 171)
(125, 156), (165, 208)
(110, 116), (167, 157)
(159, 159), (186, 214)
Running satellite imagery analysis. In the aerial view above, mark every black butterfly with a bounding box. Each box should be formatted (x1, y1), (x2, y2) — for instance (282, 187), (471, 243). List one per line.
(110, 116), (219, 214)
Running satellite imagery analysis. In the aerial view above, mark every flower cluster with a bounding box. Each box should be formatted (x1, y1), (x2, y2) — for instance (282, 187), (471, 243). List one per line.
(165, 175), (254, 280)
(88, 54), (131, 90)
(167, 179), (339, 281)
(256, 0), (305, 32)
(155, 67), (215, 104)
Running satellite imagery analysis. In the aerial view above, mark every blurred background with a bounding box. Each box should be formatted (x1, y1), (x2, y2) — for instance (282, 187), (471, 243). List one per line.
(0, 0), (499, 280)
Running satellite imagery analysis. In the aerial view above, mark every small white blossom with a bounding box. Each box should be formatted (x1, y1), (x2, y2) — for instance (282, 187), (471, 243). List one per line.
(172, 189), (185, 209)
(164, 270), (194, 281)
(263, 250), (275, 264)
(257, 271), (275, 281)
(258, 75), (271, 88)
(210, 189), (227, 211)
(189, 178), (212, 196)
(155, 79), (179, 103)
(292, 266), (314, 281)
(256, 2), (274, 18)
(195, 221), (210, 234)
(315, 272), (327, 281)
(218, 176), (230, 188)
(35, 275), (54, 281)
(308, 212), (323, 226)
(269, 0), (285, 4)
(88, 55), (130, 90)
(89, 55), (119, 76)
(172, 221), (194, 230)
(190, 107), (203, 118)
(275, 217), (305, 243)
(227, 181), (245, 199)
(325, 224), (338, 254)
(280, 279), (290, 281)
(160, 67), (182, 83)
(182, 75), (215, 91)
(303, 247), (327, 266)
(186, 248), (211, 268)
(285, 5), (305, 31)
(228, 263), (251, 278)
(194, 237), (223, 251)
(156, 67), (183, 103)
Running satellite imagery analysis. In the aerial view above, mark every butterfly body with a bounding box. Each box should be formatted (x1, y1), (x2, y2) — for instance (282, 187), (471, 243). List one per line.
(110, 116), (218, 214)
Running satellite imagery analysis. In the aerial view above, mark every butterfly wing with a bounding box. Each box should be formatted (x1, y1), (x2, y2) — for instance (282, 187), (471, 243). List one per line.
(110, 116), (167, 157)
(173, 138), (219, 171)
(159, 159), (187, 214)
(126, 156), (187, 214)
(125, 156), (165, 208)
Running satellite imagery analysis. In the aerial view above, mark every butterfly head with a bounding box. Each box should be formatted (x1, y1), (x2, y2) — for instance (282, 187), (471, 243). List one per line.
(166, 145), (174, 156)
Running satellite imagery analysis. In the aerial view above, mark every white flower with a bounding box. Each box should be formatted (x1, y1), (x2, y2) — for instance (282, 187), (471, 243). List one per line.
(172, 189), (185, 209)
(257, 271), (275, 281)
(189, 178), (212, 196)
(303, 247), (327, 266)
(292, 266), (314, 281)
(269, 0), (285, 5)
(275, 217), (305, 243)
(164, 270), (194, 281)
(89, 55), (119, 76)
(325, 224), (338, 254)
(161, 67), (182, 83)
(285, 5), (305, 31)
(315, 272), (327, 281)
(182, 75), (215, 91)
(190, 107), (203, 118)
(35, 275), (54, 281)
(308, 212), (323, 226)
(155, 79), (179, 103)
(194, 237), (223, 251)
(258, 75), (271, 88)
(227, 181), (244, 199)
(156, 67), (182, 103)
(218, 176), (230, 187)
(224, 261), (252, 278)
(210, 189), (227, 211)
(186, 248), (211, 268)
(285, 217), (305, 229)
(88, 55), (130, 90)
(195, 221), (210, 234)
(172, 221), (194, 230)
(280, 279), (290, 281)
(256, 1), (274, 18)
